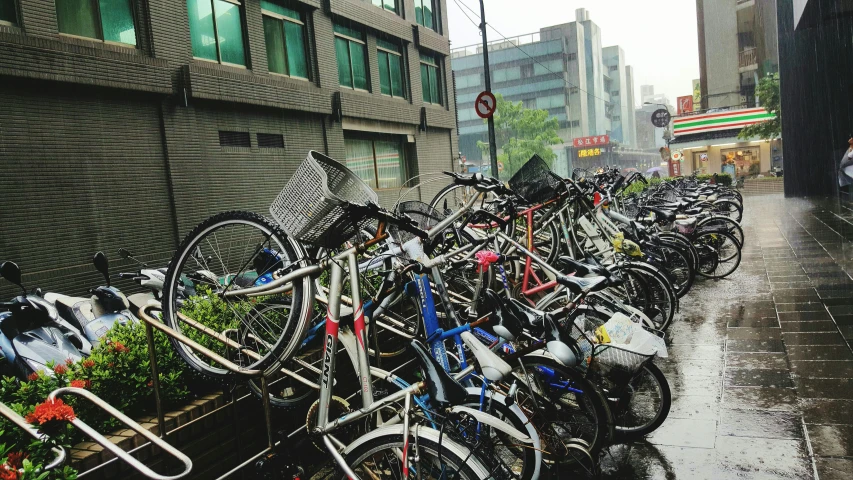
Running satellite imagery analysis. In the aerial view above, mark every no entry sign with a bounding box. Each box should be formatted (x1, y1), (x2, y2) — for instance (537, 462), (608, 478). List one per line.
(475, 91), (497, 119)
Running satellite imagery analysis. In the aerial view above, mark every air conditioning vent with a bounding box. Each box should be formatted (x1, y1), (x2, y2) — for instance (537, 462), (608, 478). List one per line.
(219, 131), (251, 147)
(257, 133), (285, 148)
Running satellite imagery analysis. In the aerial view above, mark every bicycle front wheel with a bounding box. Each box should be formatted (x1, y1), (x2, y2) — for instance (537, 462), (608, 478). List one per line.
(162, 211), (312, 381)
(344, 425), (491, 480)
(613, 363), (671, 442)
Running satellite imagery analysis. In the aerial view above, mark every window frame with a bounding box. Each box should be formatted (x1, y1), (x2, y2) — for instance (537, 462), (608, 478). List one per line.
(334, 24), (369, 91)
(190, 0), (249, 68)
(419, 52), (443, 106)
(55, 0), (139, 47)
(414, 0), (437, 32)
(0, 0), (18, 27)
(371, 0), (399, 15)
(260, 2), (309, 80)
(376, 38), (406, 99)
(344, 134), (409, 190)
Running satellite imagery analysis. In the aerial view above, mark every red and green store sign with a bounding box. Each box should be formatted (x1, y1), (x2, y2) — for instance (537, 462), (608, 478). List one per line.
(673, 108), (775, 136)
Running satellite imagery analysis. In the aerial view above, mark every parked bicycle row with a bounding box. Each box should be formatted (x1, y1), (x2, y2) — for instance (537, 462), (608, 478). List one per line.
(0, 152), (744, 479)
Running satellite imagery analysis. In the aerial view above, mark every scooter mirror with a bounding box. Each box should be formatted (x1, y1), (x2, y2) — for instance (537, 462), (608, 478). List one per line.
(93, 252), (110, 287)
(118, 248), (132, 259)
(0, 261), (25, 294)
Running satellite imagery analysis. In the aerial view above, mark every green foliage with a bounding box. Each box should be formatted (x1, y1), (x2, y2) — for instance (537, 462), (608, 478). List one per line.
(621, 173), (733, 195)
(738, 73), (781, 141)
(476, 94), (562, 180)
(0, 438), (77, 479)
(0, 322), (196, 476)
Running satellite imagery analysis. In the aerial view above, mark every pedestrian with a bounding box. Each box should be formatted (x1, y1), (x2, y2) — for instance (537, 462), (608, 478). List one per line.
(652, 170), (661, 179)
(839, 136), (853, 199)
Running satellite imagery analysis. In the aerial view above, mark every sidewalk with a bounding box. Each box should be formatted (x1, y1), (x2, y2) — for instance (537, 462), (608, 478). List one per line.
(601, 194), (853, 479)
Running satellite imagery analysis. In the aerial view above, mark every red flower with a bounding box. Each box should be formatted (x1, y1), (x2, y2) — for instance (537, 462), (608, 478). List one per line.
(64, 358), (74, 366)
(111, 342), (129, 354)
(82, 359), (95, 368)
(5, 452), (26, 469)
(107, 363), (115, 368)
(25, 398), (75, 425)
(147, 380), (153, 388)
(53, 364), (68, 375)
(0, 467), (19, 480)
(70, 379), (90, 389)
(26, 372), (39, 382)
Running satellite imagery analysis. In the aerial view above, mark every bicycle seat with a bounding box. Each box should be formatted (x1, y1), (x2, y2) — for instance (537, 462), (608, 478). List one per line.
(645, 207), (676, 222)
(556, 275), (608, 294)
(409, 340), (467, 408)
(682, 207), (704, 215)
(460, 330), (512, 381)
(500, 299), (579, 366)
(482, 289), (524, 340)
(557, 256), (607, 277)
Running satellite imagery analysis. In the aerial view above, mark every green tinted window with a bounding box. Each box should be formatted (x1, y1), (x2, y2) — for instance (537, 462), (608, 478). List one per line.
(0, 0), (17, 25)
(56, 0), (100, 39)
(376, 38), (401, 54)
(213, 0), (246, 65)
(187, 0), (246, 65)
(345, 137), (406, 189)
(284, 20), (307, 78)
(371, 0), (397, 14)
(262, 4), (308, 78)
(56, 0), (136, 45)
(335, 23), (367, 90)
(420, 53), (441, 104)
(414, 0), (434, 30)
(263, 15), (286, 74)
(336, 36), (353, 87)
(378, 44), (405, 98)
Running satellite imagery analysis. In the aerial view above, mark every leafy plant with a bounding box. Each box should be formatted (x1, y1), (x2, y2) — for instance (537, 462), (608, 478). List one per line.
(476, 94), (562, 180)
(0, 321), (198, 476)
(738, 73), (781, 141)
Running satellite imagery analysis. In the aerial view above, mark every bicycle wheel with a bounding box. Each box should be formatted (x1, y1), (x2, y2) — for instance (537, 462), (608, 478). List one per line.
(510, 355), (614, 462)
(611, 262), (677, 331)
(162, 211), (311, 381)
(712, 199), (743, 223)
(647, 242), (695, 298)
(344, 425), (490, 480)
(657, 232), (700, 272)
(613, 363), (671, 442)
(693, 231), (742, 279)
(697, 215), (745, 247)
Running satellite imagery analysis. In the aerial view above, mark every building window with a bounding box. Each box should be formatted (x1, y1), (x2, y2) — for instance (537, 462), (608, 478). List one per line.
(414, 0), (435, 31)
(536, 94), (564, 110)
(569, 86), (579, 94)
(371, 0), (397, 14)
(569, 120), (580, 128)
(377, 38), (406, 98)
(188, 0), (247, 66)
(455, 73), (480, 89)
(611, 90), (619, 96)
(345, 136), (407, 189)
(420, 52), (442, 105)
(534, 59), (562, 76)
(521, 63), (534, 78)
(55, 0), (137, 45)
(334, 23), (368, 90)
(608, 65), (618, 72)
(493, 67), (520, 83)
(0, 0), (17, 26)
(257, 132), (284, 148)
(567, 52), (577, 61)
(261, 1), (307, 78)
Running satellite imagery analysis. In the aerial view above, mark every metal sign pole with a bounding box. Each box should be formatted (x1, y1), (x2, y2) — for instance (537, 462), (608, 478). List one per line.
(479, 0), (499, 178)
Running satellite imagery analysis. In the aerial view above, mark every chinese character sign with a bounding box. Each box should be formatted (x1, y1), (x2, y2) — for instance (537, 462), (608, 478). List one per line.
(577, 148), (602, 158)
(573, 135), (609, 148)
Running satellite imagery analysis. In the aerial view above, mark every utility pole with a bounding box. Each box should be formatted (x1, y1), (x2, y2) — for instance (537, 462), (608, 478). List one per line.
(479, 0), (499, 179)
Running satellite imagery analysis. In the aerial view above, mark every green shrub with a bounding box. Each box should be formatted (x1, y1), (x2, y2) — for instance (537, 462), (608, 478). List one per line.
(0, 322), (196, 478)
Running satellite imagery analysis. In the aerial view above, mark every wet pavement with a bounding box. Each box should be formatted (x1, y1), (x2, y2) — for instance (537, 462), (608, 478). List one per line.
(601, 194), (853, 479)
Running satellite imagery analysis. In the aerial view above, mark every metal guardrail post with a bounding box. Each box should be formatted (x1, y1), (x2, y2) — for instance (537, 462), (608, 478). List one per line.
(145, 320), (168, 438)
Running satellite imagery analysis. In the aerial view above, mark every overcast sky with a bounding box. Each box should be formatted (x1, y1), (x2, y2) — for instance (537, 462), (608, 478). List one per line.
(447, 0), (700, 107)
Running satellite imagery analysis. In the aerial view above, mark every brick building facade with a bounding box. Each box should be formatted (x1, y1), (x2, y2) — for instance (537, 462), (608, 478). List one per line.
(0, 0), (459, 296)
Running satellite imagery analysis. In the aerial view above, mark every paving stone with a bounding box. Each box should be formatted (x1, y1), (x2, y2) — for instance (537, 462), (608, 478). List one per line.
(807, 424), (853, 457)
(725, 368), (793, 388)
(725, 352), (789, 369)
(800, 399), (853, 424)
(717, 408), (803, 439)
(780, 320), (839, 333)
(726, 316), (779, 328)
(726, 338), (785, 352)
(726, 327), (781, 340)
(669, 395), (721, 421)
(785, 345), (853, 361)
(647, 418), (717, 448)
(816, 457), (853, 480)
(789, 360), (853, 378)
(713, 437), (812, 479)
(668, 344), (724, 360)
(793, 377), (853, 399)
(777, 311), (831, 322)
(723, 386), (799, 411)
(782, 332), (848, 345)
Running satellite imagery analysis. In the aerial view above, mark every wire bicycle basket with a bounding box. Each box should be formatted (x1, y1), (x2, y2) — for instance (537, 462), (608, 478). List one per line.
(508, 155), (563, 204)
(270, 151), (379, 248)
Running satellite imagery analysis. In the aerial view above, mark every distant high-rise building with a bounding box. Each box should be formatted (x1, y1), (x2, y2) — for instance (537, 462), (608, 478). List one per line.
(695, 0), (779, 109)
(451, 8), (638, 168)
(640, 85), (655, 103)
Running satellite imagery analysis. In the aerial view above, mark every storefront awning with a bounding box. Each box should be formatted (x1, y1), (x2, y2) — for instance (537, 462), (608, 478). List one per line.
(670, 129), (743, 148)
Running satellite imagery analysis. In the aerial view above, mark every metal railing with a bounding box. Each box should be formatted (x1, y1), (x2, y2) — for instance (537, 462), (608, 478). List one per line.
(451, 31), (541, 58)
(739, 47), (758, 68)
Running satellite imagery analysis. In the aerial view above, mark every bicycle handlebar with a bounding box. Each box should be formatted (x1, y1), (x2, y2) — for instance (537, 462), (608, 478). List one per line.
(351, 202), (429, 240)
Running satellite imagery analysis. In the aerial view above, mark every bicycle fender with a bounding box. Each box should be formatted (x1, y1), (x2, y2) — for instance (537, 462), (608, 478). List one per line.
(449, 406), (533, 444)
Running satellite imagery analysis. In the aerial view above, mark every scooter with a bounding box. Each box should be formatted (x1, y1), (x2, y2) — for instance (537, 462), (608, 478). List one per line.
(43, 252), (136, 347)
(0, 261), (92, 379)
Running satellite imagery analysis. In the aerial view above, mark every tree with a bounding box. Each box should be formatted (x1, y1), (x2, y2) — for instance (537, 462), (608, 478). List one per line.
(738, 73), (781, 140)
(477, 94), (562, 179)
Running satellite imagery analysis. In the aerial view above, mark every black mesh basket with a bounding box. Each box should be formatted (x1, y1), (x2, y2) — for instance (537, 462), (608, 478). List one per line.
(391, 201), (446, 244)
(508, 155), (563, 204)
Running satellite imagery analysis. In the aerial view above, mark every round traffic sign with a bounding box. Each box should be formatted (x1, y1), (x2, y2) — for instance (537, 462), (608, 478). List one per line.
(651, 109), (671, 128)
(475, 91), (497, 119)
